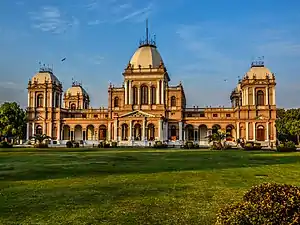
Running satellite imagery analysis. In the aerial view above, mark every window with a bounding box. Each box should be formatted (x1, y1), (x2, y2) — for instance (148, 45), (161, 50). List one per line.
(141, 85), (148, 105)
(187, 113), (192, 117)
(151, 86), (156, 104)
(171, 96), (176, 107)
(114, 97), (119, 107)
(37, 94), (43, 107)
(70, 103), (76, 110)
(133, 86), (138, 105)
(82, 114), (87, 118)
(257, 125), (265, 141)
(55, 93), (59, 108)
(36, 125), (42, 135)
(170, 125), (176, 137)
(256, 90), (264, 106)
(200, 113), (205, 117)
(226, 114), (231, 117)
(213, 113), (218, 117)
(94, 114), (98, 118)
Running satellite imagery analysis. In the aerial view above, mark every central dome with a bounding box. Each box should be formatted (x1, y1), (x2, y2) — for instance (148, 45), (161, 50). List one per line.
(129, 45), (163, 69)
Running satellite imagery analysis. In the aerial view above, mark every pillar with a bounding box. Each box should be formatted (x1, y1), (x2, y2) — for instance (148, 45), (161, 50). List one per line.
(236, 122), (240, 140)
(137, 86), (141, 105)
(124, 80), (128, 105)
(32, 122), (35, 136)
(266, 122), (269, 142)
(253, 87), (255, 105)
(128, 80), (132, 104)
(114, 120), (118, 141)
(49, 123), (53, 138)
(44, 91), (47, 107)
(108, 123), (111, 141)
(26, 123), (30, 140)
(142, 119), (146, 141)
(161, 81), (164, 105)
(253, 122), (256, 141)
(273, 123), (276, 141)
(43, 122), (46, 134)
(33, 92), (36, 108)
(245, 122), (249, 140)
(27, 92), (30, 107)
(148, 86), (151, 105)
(179, 121), (183, 141)
(245, 87), (249, 105)
(156, 80), (160, 104)
(51, 91), (54, 108)
(265, 87), (269, 105)
(158, 119), (163, 141)
(57, 122), (61, 140)
(164, 121), (168, 141)
(129, 121), (132, 141)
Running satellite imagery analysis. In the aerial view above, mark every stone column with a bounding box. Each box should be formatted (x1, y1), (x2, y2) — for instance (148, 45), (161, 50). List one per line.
(43, 122), (46, 134)
(129, 121), (132, 141)
(108, 123), (111, 141)
(246, 87), (249, 105)
(253, 87), (255, 105)
(26, 123), (30, 140)
(164, 121), (168, 141)
(51, 91), (54, 108)
(265, 87), (269, 105)
(179, 121), (183, 141)
(49, 123), (53, 138)
(44, 91), (47, 107)
(33, 92), (36, 108)
(156, 80), (160, 104)
(124, 81), (128, 105)
(273, 87), (276, 105)
(27, 92), (30, 107)
(32, 122), (35, 136)
(245, 122), (249, 140)
(266, 122), (269, 142)
(114, 120), (118, 141)
(161, 81), (164, 105)
(253, 122), (256, 141)
(236, 122), (240, 140)
(142, 119), (146, 141)
(273, 123), (276, 141)
(128, 80), (132, 104)
(137, 86), (141, 105)
(57, 122), (61, 140)
(158, 119), (163, 141)
(148, 86), (151, 105)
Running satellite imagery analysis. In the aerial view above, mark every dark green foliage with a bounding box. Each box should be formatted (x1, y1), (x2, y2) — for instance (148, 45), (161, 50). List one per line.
(223, 143), (232, 150)
(153, 141), (167, 148)
(66, 141), (73, 148)
(216, 183), (300, 225)
(184, 141), (194, 149)
(98, 142), (104, 148)
(0, 102), (26, 141)
(277, 141), (296, 152)
(74, 142), (80, 148)
(103, 143), (110, 148)
(34, 143), (48, 148)
(0, 141), (13, 148)
(111, 142), (118, 148)
(194, 143), (199, 149)
(243, 142), (262, 150)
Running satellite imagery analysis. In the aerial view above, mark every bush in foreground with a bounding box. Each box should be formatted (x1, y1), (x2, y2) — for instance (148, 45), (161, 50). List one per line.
(216, 183), (300, 225)
(0, 141), (13, 148)
(277, 141), (296, 152)
(243, 141), (262, 150)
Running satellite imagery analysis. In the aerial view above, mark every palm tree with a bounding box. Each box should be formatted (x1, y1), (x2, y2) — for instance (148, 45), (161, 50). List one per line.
(207, 129), (228, 150)
(31, 134), (51, 144)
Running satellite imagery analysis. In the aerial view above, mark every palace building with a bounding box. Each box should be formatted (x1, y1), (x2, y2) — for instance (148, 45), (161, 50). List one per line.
(26, 25), (277, 147)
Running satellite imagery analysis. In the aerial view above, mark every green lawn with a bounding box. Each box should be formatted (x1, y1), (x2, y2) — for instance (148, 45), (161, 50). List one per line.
(0, 148), (300, 225)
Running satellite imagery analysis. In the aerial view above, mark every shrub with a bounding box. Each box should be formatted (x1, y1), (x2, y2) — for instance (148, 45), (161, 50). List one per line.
(184, 141), (194, 149)
(216, 183), (300, 225)
(194, 143), (199, 149)
(210, 141), (222, 150)
(0, 141), (13, 148)
(111, 142), (118, 148)
(66, 141), (73, 148)
(34, 143), (48, 148)
(243, 142), (262, 150)
(74, 142), (80, 148)
(223, 143), (232, 150)
(98, 142), (104, 148)
(277, 141), (296, 152)
(103, 142), (110, 148)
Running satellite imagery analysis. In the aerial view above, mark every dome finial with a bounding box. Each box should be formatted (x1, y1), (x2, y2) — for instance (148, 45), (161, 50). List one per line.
(139, 19), (156, 47)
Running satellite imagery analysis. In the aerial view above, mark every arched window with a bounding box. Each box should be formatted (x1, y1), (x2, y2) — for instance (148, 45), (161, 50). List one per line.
(36, 125), (42, 135)
(37, 94), (43, 107)
(171, 96), (176, 107)
(133, 86), (138, 105)
(256, 90), (264, 106)
(114, 97), (119, 107)
(151, 86), (156, 104)
(99, 125), (107, 140)
(141, 85), (148, 105)
(171, 125), (176, 137)
(70, 103), (76, 110)
(257, 125), (265, 141)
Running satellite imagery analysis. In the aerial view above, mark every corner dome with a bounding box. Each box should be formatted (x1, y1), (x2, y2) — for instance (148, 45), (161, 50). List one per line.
(129, 45), (163, 69)
(66, 85), (88, 97)
(245, 65), (274, 80)
(31, 71), (60, 84)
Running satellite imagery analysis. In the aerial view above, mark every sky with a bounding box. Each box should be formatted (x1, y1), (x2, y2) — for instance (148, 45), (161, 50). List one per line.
(0, 0), (300, 109)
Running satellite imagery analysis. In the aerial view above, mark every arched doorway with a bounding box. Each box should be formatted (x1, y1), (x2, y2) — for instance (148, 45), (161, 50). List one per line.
(36, 125), (43, 135)
(99, 125), (107, 140)
(86, 125), (94, 140)
(121, 124), (129, 140)
(63, 125), (70, 140)
(170, 125), (177, 140)
(134, 123), (141, 140)
(199, 125), (208, 145)
(147, 123), (155, 141)
(226, 125), (234, 141)
(212, 124), (221, 134)
(74, 125), (82, 141)
(185, 124), (194, 141)
(257, 125), (265, 141)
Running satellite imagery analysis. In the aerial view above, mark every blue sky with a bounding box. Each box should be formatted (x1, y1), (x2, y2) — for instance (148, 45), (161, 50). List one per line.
(0, 0), (300, 108)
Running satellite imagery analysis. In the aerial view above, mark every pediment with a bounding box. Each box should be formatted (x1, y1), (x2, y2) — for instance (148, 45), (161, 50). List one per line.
(255, 114), (265, 120)
(119, 110), (155, 118)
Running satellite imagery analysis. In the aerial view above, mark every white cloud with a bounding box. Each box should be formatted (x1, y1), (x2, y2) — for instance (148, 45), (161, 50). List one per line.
(29, 6), (79, 34)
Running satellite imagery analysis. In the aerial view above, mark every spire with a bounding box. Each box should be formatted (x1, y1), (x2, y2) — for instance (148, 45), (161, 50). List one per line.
(146, 19), (149, 44)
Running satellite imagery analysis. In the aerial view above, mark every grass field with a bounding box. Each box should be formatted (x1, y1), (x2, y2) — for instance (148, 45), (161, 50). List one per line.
(0, 148), (300, 225)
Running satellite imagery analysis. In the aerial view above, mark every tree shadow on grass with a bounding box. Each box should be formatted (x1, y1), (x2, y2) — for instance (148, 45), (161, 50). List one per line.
(0, 150), (300, 182)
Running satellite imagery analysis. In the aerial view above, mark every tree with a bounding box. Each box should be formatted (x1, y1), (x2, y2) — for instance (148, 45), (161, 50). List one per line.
(207, 129), (227, 149)
(0, 102), (26, 142)
(31, 134), (51, 144)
